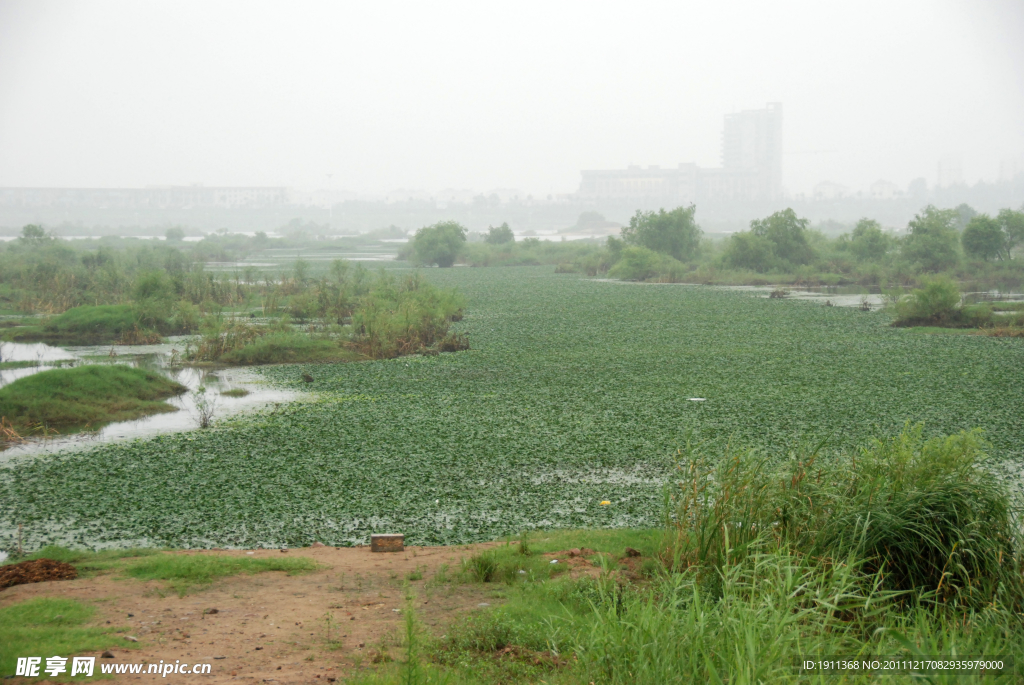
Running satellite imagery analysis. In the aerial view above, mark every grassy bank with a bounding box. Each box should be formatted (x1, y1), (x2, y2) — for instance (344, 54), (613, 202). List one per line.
(0, 365), (186, 434)
(351, 428), (1024, 683)
(359, 540), (1024, 684)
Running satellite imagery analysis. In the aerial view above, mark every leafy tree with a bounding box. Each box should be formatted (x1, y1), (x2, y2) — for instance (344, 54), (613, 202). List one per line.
(961, 215), (1006, 261)
(484, 223), (515, 245)
(19, 224), (49, 246)
(620, 205), (702, 262)
(997, 208), (1024, 258)
(844, 218), (892, 262)
(954, 203), (978, 232)
(576, 211), (607, 227)
(722, 232), (776, 272)
(293, 259), (311, 284)
(165, 227), (186, 242)
(411, 221), (467, 267)
(901, 206), (960, 272)
(750, 208), (815, 267)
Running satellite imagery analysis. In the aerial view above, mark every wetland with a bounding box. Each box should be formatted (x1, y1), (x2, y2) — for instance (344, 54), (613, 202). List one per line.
(2, 265), (1022, 552)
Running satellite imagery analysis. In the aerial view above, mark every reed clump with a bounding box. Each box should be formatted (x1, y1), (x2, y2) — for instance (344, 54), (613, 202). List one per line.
(667, 423), (1022, 610)
(186, 271), (465, 363)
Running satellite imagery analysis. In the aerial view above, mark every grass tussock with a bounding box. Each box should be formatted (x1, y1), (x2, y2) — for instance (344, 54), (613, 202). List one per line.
(0, 365), (186, 433)
(0, 597), (131, 676)
(668, 424), (1021, 609)
(217, 332), (357, 365)
(124, 553), (317, 595)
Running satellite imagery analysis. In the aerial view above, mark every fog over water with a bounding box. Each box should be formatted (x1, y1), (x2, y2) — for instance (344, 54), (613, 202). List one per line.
(0, 0), (1022, 197)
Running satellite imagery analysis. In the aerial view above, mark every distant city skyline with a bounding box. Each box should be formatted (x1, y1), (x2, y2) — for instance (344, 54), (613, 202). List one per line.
(2, 2), (1022, 197)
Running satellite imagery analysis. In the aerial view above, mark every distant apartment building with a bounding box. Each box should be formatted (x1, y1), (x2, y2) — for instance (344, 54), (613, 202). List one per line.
(578, 103), (783, 203)
(0, 186), (289, 209)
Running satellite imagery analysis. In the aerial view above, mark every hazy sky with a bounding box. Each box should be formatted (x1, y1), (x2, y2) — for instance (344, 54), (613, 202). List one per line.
(1, 0), (1022, 196)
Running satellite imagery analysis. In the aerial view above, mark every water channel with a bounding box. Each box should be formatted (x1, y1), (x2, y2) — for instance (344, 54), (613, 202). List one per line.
(0, 339), (300, 461)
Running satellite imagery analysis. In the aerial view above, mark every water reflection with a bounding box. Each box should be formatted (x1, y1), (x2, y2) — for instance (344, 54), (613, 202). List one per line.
(0, 339), (300, 458)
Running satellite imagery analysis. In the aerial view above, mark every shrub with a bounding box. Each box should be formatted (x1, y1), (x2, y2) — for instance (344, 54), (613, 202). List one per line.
(892, 276), (961, 325)
(410, 221), (467, 268)
(890, 277), (994, 327)
(608, 246), (674, 281)
(620, 205), (702, 262)
(721, 231), (777, 273)
(349, 274), (464, 359)
(484, 223), (515, 245)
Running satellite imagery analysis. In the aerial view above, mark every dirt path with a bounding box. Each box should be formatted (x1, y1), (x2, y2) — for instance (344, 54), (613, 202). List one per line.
(2, 542), (511, 683)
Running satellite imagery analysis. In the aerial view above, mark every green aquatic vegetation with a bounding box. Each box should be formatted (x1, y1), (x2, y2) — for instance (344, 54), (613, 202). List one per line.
(0, 365), (186, 433)
(1, 267), (1023, 551)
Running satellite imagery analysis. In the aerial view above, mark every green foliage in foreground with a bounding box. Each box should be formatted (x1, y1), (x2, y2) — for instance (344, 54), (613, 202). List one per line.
(0, 598), (132, 677)
(670, 425), (1021, 610)
(123, 553), (317, 595)
(2, 268), (1024, 551)
(0, 365), (186, 432)
(356, 426), (1024, 684)
(354, 536), (1024, 684)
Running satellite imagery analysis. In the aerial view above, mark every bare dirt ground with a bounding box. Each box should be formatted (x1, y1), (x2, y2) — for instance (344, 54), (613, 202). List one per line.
(2, 542), (523, 684)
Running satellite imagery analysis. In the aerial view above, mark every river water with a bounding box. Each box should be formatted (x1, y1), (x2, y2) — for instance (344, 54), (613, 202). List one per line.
(0, 339), (299, 460)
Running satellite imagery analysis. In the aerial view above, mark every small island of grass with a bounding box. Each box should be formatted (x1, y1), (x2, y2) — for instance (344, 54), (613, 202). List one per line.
(0, 365), (187, 436)
(3, 304), (166, 345)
